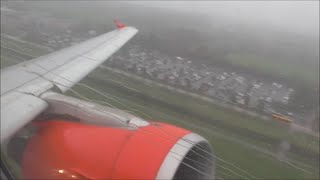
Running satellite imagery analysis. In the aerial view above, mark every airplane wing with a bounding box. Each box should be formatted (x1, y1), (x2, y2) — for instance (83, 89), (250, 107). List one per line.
(1, 25), (138, 143)
(1, 23), (214, 180)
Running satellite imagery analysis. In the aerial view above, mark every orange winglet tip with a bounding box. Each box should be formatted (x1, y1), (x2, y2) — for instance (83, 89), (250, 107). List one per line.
(113, 20), (126, 29)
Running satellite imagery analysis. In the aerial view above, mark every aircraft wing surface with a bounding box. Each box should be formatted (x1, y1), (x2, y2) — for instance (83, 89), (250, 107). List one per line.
(1, 26), (138, 143)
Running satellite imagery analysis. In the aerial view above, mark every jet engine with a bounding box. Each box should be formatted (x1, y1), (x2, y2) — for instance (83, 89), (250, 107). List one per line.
(18, 92), (215, 179)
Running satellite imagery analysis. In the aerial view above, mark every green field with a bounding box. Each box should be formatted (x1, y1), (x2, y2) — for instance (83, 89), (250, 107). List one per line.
(1, 35), (319, 179)
(225, 53), (319, 87)
(1, 34), (52, 68)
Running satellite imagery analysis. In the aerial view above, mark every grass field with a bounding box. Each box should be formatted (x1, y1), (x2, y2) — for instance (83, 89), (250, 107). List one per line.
(1, 35), (319, 179)
(225, 53), (319, 87)
(1, 34), (51, 68)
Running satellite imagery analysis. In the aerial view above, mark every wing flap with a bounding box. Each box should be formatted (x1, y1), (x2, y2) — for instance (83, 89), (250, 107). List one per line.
(1, 92), (48, 143)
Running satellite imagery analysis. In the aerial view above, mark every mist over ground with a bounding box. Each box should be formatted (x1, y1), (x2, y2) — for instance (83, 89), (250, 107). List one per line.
(3, 1), (318, 85)
(1, 1), (319, 126)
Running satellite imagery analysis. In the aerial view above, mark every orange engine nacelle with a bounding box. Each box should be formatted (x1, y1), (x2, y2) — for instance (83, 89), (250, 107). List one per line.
(21, 120), (214, 180)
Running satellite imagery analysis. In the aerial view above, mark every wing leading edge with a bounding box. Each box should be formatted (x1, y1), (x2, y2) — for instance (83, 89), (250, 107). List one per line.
(1, 25), (138, 143)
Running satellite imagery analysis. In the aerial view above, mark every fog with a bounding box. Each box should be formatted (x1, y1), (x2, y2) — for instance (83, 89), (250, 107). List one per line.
(128, 1), (319, 37)
(2, 1), (318, 84)
(2, 0), (319, 110)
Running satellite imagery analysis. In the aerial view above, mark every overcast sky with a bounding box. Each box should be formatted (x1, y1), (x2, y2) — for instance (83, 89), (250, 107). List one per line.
(128, 1), (319, 36)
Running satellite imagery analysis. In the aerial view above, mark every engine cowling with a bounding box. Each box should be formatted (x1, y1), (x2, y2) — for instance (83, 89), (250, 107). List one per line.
(22, 119), (214, 180)
(18, 92), (214, 179)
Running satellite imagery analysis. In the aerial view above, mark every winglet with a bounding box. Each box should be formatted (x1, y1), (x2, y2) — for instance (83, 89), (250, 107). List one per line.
(113, 20), (126, 29)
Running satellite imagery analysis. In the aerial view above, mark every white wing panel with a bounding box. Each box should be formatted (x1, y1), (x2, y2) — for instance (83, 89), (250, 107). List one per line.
(1, 92), (48, 143)
(1, 27), (138, 95)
